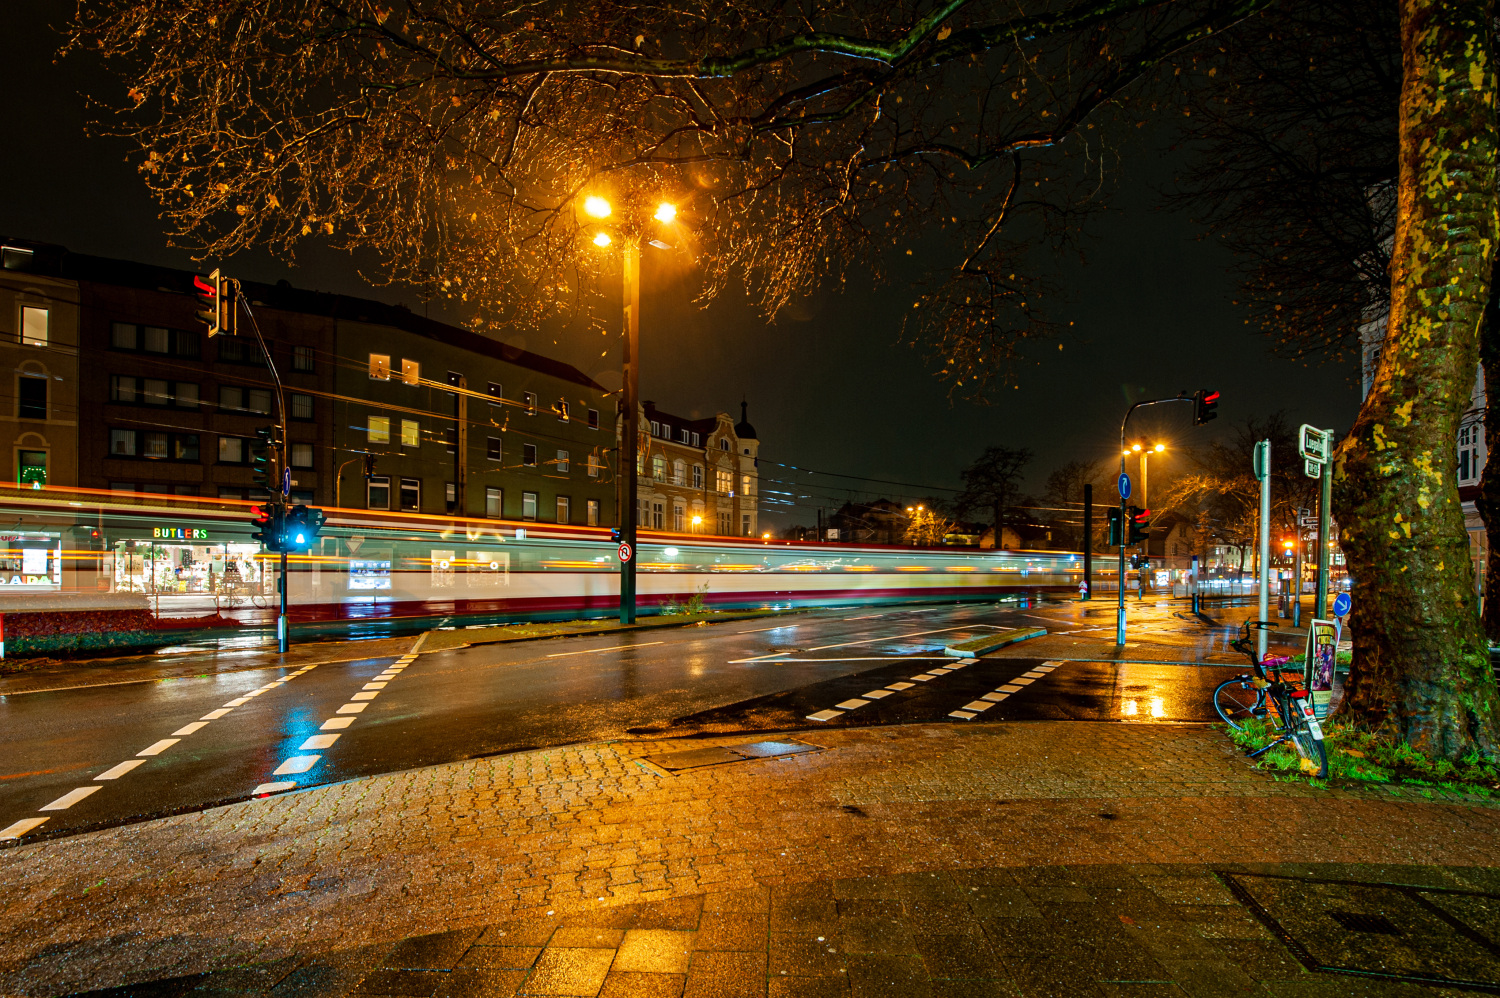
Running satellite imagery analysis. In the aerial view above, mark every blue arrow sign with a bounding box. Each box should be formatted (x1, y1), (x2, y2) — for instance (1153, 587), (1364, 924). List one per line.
(1332, 592), (1351, 617)
(1117, 473), (1132, 500)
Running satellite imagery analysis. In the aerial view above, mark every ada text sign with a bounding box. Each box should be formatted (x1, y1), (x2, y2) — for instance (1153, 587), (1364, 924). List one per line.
(618, 542), (633, 563)
(1299, 424), (1332, 464)
(1117, 473), (1131, 499)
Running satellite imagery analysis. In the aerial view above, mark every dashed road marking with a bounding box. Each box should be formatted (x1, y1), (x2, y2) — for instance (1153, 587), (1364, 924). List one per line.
(272, 755), (321, 776)
(886, 682), (915, 691)
(0, 818), (49, 840)
(546, 641), (665, 659)
(299, 734), (340, 750)
(40, 787), (102, 811)
(95, 760), (146, 781)
(136, 739), (180, 757)
(200, 708), (232, 720)
(835, 699), (869, 710)
(320, 717), (354, 730)
(252, 781), (296, 796)
(172, 722), (208, 736)
(806, 709), (842, 722)
(863, 690), (894, 699)
(337, 703), (368, 714)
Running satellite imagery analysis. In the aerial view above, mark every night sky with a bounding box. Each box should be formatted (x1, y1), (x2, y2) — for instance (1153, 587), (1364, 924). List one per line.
(2, 0), (1361, 529)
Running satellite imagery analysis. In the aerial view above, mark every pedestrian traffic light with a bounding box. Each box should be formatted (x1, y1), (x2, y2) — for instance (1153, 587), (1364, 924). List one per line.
(1107, 507), (1122, 547)
(1193, 388), (1220, 426)
(252, 425), (282, 497)
(284, 505), (326, 552)
(1128, 506), (1151, 545)
(251, 502), (285, 552)
(362, 453), (377, 480)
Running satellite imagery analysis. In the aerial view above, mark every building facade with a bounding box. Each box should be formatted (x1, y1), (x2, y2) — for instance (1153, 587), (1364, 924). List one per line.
(0, 245), (80, 489)
(633, 400), (759, 536)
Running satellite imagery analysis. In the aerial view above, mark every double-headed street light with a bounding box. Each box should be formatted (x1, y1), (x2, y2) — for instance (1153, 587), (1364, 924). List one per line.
(1121, 442), (1167, 506)
(585, 193), (677, 624)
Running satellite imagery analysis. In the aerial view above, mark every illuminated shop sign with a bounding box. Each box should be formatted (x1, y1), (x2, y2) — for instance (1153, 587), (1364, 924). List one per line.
(153, 527), (210, 540)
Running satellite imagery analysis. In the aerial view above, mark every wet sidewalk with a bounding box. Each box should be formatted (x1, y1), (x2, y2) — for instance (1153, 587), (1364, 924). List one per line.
(2, 718), (1495, 997)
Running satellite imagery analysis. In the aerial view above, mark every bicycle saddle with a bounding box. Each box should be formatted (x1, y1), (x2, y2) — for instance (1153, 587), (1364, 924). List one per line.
(1262, 654), (1292, 666)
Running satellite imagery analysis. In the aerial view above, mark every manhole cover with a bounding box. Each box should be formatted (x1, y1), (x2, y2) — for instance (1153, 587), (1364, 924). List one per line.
(1222, 872), (1500, 991)
(644, 739), (821, 772)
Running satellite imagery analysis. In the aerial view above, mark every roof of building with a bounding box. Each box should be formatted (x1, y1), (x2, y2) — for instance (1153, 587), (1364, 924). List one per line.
(735, 400), (757, 440)
(642, 401), (722, 441)
(0, 238), (604, 392)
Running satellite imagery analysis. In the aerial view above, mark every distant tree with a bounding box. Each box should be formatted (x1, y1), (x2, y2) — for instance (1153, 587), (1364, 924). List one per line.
(903, 505), (954, 547)
(956, 446), (1032, 544)
(1042, 458), (1108, 550)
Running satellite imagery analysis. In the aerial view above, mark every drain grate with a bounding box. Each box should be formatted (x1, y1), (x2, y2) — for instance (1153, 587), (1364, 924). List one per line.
(1221, 872), (1500, 992)
(644, 739), (821, 772)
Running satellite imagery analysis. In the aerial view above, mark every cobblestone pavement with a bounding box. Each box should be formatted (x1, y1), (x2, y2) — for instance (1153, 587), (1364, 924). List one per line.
(1, 720), (1496, 997)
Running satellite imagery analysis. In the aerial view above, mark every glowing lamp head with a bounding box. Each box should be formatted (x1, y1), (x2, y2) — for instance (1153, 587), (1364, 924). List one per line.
(1131, 443), (1142, 452)
(654, 202), (677, 223)
(592, 231), (612, 248)
(584, 196), (612, 219)
(1153, 443), (1165, 453)
(762, 532), (770, 540)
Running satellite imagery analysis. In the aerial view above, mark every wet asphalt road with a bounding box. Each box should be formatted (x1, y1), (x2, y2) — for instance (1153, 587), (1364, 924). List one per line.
(0, 599), (1241, 845)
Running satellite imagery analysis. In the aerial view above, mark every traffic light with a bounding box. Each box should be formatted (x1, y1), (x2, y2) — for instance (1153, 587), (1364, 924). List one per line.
(1193, 388), (1220, 425)
(192, 269), (236, 338)
(363, 453), (377, 480)
(283, 505), (326, 552)
(610, 527), (622, 543)
(252, 425), (282, 498)
(1107, 507), (1122, 546)
(1128, 506), (1151, 545)
(251, 502), (286, 552)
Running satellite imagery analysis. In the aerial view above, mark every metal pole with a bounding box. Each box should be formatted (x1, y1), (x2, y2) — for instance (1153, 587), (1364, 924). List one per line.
(1141, 452), (1149, 508)
(1256, 439), (1272, 659)
(620, 241), (640, 624)
(1316, 459), (1332, 617)
(1082, 483), (1093, 599)
(278, 549), (289, 653)
(1292, 522), (1303, 629)
(1191, 553), (1200, 614)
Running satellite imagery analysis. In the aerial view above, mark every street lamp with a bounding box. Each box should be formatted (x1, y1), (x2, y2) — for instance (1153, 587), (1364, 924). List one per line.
(1122, 442), (1167, 506)
(586, 193), (677, 624)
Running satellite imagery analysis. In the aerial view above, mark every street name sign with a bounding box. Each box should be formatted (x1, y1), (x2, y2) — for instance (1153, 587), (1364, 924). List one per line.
(1299, 424), (1332, 464)
(1304, 458), (1323, 479)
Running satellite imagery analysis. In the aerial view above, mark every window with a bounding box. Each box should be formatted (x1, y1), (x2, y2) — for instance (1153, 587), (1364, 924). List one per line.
(399, 477), (421, 511)
(587, 453), (599, 478)
(556, 495), (570, 523)
(369, 353), (391, 380)
(587, 499), (599, 526)
(141, 433), (168, 459)
(1459, 422), (1486, 484)
(291, 393), (314, 420)
(587, 408), (599, 430)
(291, 443), (314, 469)
(110, 482), (136, 493)
(111, 322), (199, 358)
(18, 376), (46, 419)
(523, 391), (538, 415)
(716, 468), (732, 494)
(367, 475), (391, 510)
(110, 429), (138, 457)
(20, 307), (47, 346)
(401, 359), (419, 385)
(718, 511), (731, 535)
(720, 438), (729, 450)
(487, 437), (502, 461)
(109, 377), (198, 408)
(215, 338), (264, 365)
(555, 400), (570, 422)
(293, 345), (315, 372)
(446, 482), (457, 511)
(368, 415), (390, 444)
(217, 436), (245, 463)
(692, 432), (700, 448)
(444, 428), (457, 453)
(650, 421), (660, 436)
(174, 436), (200, 461)
(692, 465), (703, 489)
(486, 487), (503, 517)
(673, 503), (685, 531)
(487, 381), (503, 401)
(672, 459), (686, 485)
(17, 450), (46, 486)
(522, 491), (538, 520)
(523, 443), (537, 466)
(742, 513), (752, 536)
(218, 385), (272, 414)
(401, 419), (420, 447)
(652, 455), (666, 482)
(652, 501), (664, 529)
(742, 474), (753, 495)
(681, 429), (690, 444)
(557, 449), (569, 473)
(639, 497), (651, 526)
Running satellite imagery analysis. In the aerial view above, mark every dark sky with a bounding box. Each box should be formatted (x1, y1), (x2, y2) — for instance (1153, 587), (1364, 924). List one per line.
(2, 0), (1360, 529)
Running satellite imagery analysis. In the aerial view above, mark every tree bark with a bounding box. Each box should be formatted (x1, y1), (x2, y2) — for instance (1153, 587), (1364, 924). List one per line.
(1333, 0), (1500, 760)
(1480, 252), (1500, 640)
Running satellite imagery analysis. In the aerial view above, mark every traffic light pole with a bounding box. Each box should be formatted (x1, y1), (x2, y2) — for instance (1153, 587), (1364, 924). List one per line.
(619, 241), (640, 624)
(1117, 394), (1198, 647)
(238, 294), (292, 653)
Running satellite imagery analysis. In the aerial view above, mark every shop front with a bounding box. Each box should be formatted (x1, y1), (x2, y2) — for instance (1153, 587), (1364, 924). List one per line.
(108, 526), (270, 604)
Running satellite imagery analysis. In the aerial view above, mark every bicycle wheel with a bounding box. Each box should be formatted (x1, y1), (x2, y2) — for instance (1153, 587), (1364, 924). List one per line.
(1212, 678), (1264, 729)
(1273, 690), (1329, 778)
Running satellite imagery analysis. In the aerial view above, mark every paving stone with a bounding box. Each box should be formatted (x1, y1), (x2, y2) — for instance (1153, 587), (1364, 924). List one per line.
(518, 948), (615, 996)
(355, 969), (448, 996)
(681, 951), (765, 998)
(548, 929), (625, 950)
(768, 978), (850, 998)
(768, 932), (846, 977)
(610, 932), (693, 975)
(691, 912), (767, 953)
(456, 948), (542, 971)
(432, 968), (529, 998)
(595, 971), (685, 998)
(477, 924), (558, 949)
(386, 932), (485, 971)
(911, 932), (998, 980)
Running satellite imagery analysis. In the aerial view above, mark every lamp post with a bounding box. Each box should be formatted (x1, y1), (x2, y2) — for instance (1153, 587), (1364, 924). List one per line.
(586, 195), (676, 624)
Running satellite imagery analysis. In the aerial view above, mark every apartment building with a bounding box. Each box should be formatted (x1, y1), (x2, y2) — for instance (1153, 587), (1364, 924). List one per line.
(635, 400), (759, 536)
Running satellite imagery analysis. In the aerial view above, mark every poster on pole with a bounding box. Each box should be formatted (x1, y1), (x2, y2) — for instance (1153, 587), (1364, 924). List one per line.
(1303, 618), (1338, 718)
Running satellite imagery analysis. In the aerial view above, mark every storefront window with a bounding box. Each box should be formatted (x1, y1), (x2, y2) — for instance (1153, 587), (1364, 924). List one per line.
(108, 536), (266, 599)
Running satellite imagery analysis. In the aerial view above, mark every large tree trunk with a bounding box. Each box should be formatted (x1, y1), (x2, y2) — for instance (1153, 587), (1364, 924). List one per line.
(1480, 253), (1500, 639)
(1332, 0), (1500, 760)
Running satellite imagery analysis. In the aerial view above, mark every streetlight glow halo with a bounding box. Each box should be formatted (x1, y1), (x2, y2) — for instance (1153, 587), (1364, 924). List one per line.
(584, 196), (612, 218)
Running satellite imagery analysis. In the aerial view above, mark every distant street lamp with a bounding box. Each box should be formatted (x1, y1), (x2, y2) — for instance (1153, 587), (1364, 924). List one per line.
(586, 194), (678, 624)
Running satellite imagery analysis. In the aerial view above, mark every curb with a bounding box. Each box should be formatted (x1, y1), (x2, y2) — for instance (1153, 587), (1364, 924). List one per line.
(943, 625), (1046, 657)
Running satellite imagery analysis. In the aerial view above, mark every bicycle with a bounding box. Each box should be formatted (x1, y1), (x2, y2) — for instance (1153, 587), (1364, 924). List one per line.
(1213, 620), (1328, 778)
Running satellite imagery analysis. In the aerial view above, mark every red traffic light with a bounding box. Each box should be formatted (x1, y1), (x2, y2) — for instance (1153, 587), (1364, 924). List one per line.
(193, 274), (217, 297)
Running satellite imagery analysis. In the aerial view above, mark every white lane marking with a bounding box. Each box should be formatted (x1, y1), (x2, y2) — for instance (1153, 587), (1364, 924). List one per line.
(299, 734), (340, 750)
(909, 675), (937, 682)
(1022, 671), (1046, 679)
(958, 659), (979, 665)
(949, 710), (976, 720)
(200, 708), (232, 720)
(835, 699), (869, 710)
(172, 722), (208, 736)
(223, 698), (250, 707)
(0, 817), (49, 839)
(337, 703), (368, 714)
(886, 682), (915, 691)
(998, 684), (1022, 693)
(1011, 677), (1036, 686)
(350, 691), (379, 701)
(963, 701), (995, 712)
(728, 656), (953, 664)
(806, 709), (843, 722)
(1043, 661), (1065, 667)
(981, 692), (1009, 702)
(137, 739), (180, 757)
(253, 782), (296, 795)
(864, 690), (894, 699)
(40, 786), (102, 811)
(95, 760), (146, 780)
(738, 624), (800, 633)
(273, 755), (321, 776)
(545, 641), (665, 659)
(733, 625), (999, 663)
(321, 717), (355, 730)
(362, 682), (387, 690)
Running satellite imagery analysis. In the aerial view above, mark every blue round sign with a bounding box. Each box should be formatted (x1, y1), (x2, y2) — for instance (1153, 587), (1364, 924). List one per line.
(1332, 592), (1351, 617)
(1117, 473), (1132, 499)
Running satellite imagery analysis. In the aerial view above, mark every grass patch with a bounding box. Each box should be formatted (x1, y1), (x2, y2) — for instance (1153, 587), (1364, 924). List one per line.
(1224, 717), (1499, 795)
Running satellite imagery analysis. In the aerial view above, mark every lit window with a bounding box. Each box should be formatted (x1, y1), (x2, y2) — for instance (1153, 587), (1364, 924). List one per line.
(587, 453), (599, 478)
(557, 449), (569, 473)
(556, 495), (570, 523)
(368, 415), (390, 444)
(217, 436), (243, 463)
(401, 358), (420, 385)
(742, 474), (752, 495)
(587, 499), (599, 526)
(20, 307), (47, 346)
(652, 455), (666, 482)
(486, 487), (503, 517)
(401, 419), (420, 447)
(369, 353), (391, 380)
(716, 468), (732, 493)
(522, 491), (537, 520)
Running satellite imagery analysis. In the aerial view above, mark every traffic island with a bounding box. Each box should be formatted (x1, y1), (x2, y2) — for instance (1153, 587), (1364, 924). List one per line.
(942, 625), (1045, 657)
